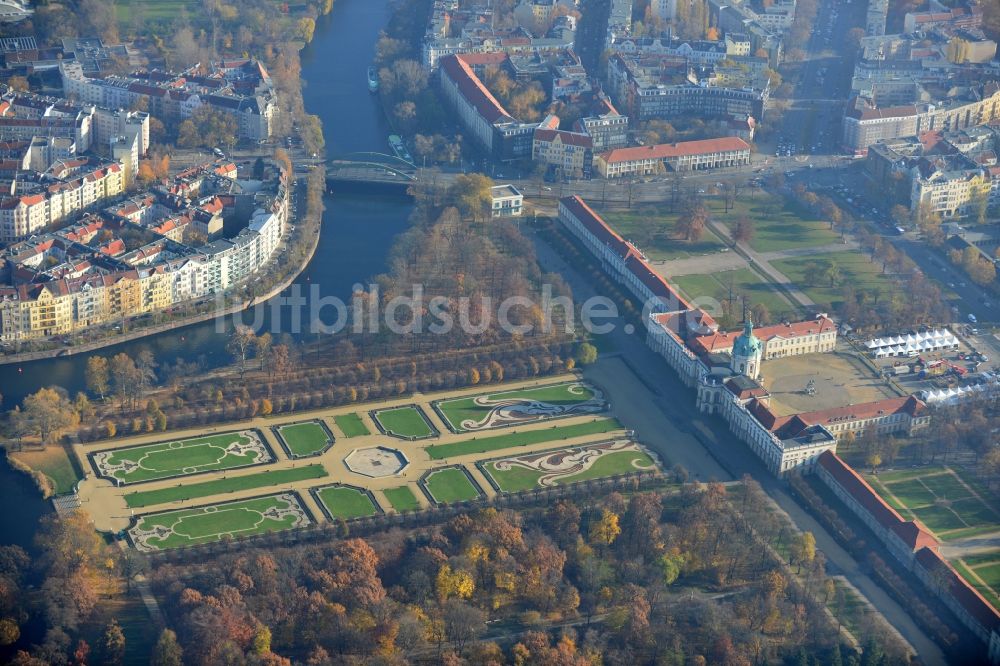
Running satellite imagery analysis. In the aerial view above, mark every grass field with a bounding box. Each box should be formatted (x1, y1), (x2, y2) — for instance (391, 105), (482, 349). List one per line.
(115, 0), (195, 22)
(275, 421), (333, 457)
(384, 486), (422, 512)
(722, 194), (840, 253)
(435, 382), (601, 432)
(954, 556), (1000, 611)
(672, 269), (796, 321)
(867, 467), (1000, 541)
(11, 445), (82, 495)
(423, 468), (482, 504)
(373, 406), (435, 439)
(123, 465), (327, 508)
(482, 443), (656, 493)
(128, 493), (310, 551)
(771, 251), (896, 311)
(596, 205), (727, 260)
(335, 413), (370, 438)
(93, 431), (271, 484)
(425, 418), (622, 460)
(314, 485), (379, 520)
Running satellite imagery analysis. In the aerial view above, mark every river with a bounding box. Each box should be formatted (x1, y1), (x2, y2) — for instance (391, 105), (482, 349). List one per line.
(0, 0), (410, 547)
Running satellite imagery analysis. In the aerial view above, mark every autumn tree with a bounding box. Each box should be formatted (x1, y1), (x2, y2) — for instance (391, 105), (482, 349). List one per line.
(228, 325), (257, 380)
(588, 508), (621, 547)
(446, 174), (495, 222)
(86, 356), (110, 401)
(101, 619), (125, 665)
(21, 388), (79, 445)
(150, 629), (183, 666)
(734, 215), (754, 244)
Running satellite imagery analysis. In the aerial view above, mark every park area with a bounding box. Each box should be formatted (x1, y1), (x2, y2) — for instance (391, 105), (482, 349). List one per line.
(422, 468), (483, 504)
(433, 381), (604, 432)
(91, 430), (272, 484)
(73, 374), (663, 550)
(720, 194), (840, 253)
(595, 204), (727, 260)
(481, 440), (656, 493)
(867, 467), (1000, 541)
(127, 493), (312, 552)
(672, 269), (797, 322)
(771, 251), (895, 312)
(312, 485), (380, 520)
(274, 421), (333, 457)
(372, 406), (437, 439)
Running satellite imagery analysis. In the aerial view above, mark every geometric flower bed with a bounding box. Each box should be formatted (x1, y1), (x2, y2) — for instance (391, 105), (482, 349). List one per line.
(433, 381), (605, 433)
(127, 492), (311, 551)
(480, 440), (656, 493)
(92, 430), (272, 485)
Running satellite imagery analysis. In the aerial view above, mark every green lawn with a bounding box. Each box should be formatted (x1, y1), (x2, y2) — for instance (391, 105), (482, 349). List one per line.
(276, 421), (333, 457)
(954, 558), (1000, 611)
(314, 485), (379, 520)
(93, 431), (272, 484)
(483, 447), (656, 493)
(115, 0), (196, 22)
(596, 205), (727, 260)
(771, 251), (896, 311)
(128, 493), (311, 551)
(721, 194), (840, 252)
(672, 269), (797, 321)
(12, 445), (83, 495)
(384, 486), (422, 512)
(123, 465), (327, 508)
(373, 406), (435, 439)
(868, 467), (1000, 541)
(334, 413), (370, 438)
(426, 418), (622, 460)
(435, 382), (602, 432)
(423, 468), (482, 504)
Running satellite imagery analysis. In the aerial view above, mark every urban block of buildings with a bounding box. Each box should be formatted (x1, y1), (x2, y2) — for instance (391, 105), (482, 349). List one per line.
(421, 0), (577, 69)
(606, 47), (769, 124)
(866, 125), (1000, 219)
(439, 52), (629, 164)
(843, 10), (1000, 154)
(60, 58), (277, 142)
(0, 160), (288, 343)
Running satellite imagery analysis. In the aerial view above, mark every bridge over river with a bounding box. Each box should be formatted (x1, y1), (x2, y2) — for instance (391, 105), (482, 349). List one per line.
(325, 151), (418, 186)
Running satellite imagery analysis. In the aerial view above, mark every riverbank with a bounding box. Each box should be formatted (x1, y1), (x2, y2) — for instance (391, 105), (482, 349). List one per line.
(0, 171), (324, 369)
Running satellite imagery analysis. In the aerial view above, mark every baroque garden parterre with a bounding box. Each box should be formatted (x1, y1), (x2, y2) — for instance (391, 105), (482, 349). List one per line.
(74, 375), (662, 550)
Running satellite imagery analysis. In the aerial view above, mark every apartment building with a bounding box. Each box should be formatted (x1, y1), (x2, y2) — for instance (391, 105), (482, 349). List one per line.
(60, 59), (276, 141)
(532, 116), (593, 176)
(595, 137), (751, 177)
(0, 161), (288, 342)
(608, 52), (768, 123)
(0, 158), (125, 242)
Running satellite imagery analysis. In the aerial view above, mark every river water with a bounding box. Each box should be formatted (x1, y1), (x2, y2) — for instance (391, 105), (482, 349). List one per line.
(0, 0), (409, 547)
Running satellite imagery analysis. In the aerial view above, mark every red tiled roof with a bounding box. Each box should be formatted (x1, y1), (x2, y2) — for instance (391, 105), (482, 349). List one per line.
(914, 547), (1000, 632)
(440, 54), (513, 124)
(559, 195), (689, 309)
(534, 128), (592, 148)
(817, 451), (938, 552)
(848, 104), (919, 122)
(797, 395), (926, 428)
(689, 317), (836, 355)
(600, 137), (750, 164)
